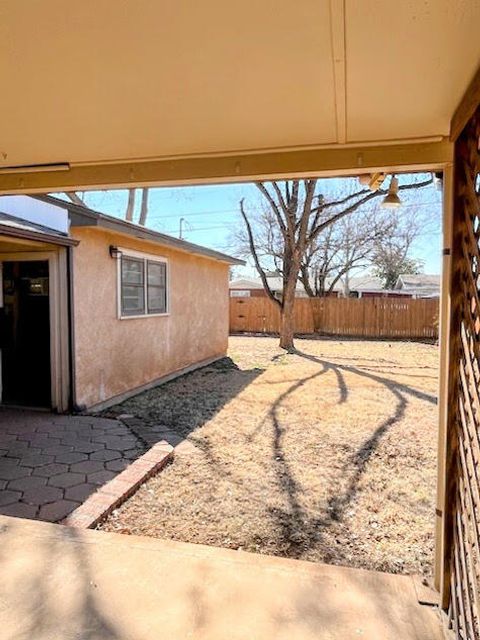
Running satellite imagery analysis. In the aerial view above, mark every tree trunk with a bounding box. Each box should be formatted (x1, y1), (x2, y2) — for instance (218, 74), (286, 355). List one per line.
(279, 271), (298, 351)
(280, 304), (295, 350)
(138, 188), (149, 226)
(125, 189), (136, 222)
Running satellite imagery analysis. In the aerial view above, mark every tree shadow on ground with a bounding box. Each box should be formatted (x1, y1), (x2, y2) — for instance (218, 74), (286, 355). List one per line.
(103, 357), (264, 441)
(265, 348), (435, 561)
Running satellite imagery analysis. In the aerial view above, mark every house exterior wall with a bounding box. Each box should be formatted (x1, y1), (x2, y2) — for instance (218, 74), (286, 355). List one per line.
(71, 227), (230, 409)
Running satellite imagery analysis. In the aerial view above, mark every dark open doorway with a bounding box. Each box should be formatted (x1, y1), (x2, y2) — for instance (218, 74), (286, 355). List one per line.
(1, 260), (51, 408)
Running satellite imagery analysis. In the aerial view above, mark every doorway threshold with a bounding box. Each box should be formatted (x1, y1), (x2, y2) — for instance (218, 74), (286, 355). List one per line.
(0, 404), (51, 413)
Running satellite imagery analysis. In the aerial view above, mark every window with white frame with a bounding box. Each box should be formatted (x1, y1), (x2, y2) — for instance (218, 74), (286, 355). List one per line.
(120, 254), (167, 317)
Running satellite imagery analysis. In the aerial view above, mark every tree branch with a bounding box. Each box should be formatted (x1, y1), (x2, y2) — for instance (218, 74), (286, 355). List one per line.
(255, 183), (286, 235)
(65, 192), (86, 207)
(138, 188), (149, 226)
(310, 176), (433, 243)
(299, 262), (315, 297)
(310, 175), (433, 216)
(311, 187), (370, 214)
(125, 188), (136, 222)
(239, 199), (282, 309)
(271, 180), (297, 237)
(298, 179), (316, 252)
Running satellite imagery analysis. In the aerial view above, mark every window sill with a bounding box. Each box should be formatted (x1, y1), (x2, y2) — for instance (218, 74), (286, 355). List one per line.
(119, 312), (170, 320)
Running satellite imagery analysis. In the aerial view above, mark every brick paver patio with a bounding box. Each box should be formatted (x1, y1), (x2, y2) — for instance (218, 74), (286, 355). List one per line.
(0, 409), (145, 522)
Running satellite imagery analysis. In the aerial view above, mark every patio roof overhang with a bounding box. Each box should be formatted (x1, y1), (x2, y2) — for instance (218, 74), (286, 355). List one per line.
(0, 0), (479, 192)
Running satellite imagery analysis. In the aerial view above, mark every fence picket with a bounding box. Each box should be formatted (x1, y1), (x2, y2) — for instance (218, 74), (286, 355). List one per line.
(230, 296), (439, 339)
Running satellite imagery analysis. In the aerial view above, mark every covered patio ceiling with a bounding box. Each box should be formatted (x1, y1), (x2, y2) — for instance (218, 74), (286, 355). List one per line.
(0, 0), (479, 191)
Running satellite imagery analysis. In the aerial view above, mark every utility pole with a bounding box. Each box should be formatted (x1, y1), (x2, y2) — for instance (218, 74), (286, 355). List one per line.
(179, 217), (186, 239)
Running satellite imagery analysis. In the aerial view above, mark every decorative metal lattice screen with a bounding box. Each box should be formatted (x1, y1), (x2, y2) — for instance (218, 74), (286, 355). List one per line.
(446, 107), (480, 640)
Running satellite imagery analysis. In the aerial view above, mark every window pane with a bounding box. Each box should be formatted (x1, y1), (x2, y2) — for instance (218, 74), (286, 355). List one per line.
(148, 286), (166, 313)
(147, 261), (167, 313)
(122, 257), (144, 285)
(147, 261), (166, 286)
(121, 285), (145, 315)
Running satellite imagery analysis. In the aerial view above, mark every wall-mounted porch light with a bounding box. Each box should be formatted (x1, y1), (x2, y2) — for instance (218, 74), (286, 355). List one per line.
(381, 175), (401, 208)
(109, 245), (122, 259)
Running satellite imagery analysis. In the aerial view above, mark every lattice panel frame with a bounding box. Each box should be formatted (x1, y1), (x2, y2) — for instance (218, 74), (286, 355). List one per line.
(446, 108), (480, 640)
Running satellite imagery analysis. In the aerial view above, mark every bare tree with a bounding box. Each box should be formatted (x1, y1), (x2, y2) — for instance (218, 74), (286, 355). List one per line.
(299, 208), (394, 297)
(371, 210), (425, 288)
(65, 188), (150, 226)
(239, 176), (433, 351)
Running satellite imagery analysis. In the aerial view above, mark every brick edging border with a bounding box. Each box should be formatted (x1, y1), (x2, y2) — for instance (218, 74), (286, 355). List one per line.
(62, 440), (173, 529)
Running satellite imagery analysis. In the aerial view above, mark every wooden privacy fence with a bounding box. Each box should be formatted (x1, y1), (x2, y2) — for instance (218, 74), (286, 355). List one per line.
(230, 296), (439, 339)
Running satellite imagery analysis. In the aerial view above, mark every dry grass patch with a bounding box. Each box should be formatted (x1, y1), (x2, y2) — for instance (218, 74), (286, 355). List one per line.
(101, 336), (438, 576)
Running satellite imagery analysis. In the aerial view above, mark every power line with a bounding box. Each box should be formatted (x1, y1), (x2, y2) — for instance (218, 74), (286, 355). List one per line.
(145, 199), (442, 221)
(152, 223), (442, 237)
(154, 223), (237, 234)
(149, 209), (239, 219)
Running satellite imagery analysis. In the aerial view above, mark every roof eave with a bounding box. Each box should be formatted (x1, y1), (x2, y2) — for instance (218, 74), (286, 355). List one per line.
(93, 216), (245, 265)
(32, 194), (244, 266)
(0, 223), (78, 247)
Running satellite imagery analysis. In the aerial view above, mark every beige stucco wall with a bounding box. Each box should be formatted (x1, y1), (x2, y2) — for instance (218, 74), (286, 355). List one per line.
(71, 228), (230, 408)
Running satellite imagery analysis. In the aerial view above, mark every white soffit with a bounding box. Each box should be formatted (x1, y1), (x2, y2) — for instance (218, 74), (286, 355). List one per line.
(0, 0), (478, 170)
(0, 0), (337, 166)
(345, 0), (480, 142)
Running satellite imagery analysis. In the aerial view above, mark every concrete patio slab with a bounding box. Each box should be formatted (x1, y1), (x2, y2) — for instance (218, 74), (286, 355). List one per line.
(0, 515), (443, 640)
(0, 409), (145, 521)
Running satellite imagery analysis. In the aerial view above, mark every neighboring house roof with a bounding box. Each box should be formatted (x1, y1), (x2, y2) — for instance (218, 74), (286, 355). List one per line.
(231, 273), (442, 298)
(229, 278), (264, 290)
(327, 275), (385, 293)
(0, 210), (78, 247)
(230, 274), (385, 294)
(32, 195), (244, 266)
(396, 274), (441, 290)
(230, 277), (306, 292)
(395, 274), (440, 297)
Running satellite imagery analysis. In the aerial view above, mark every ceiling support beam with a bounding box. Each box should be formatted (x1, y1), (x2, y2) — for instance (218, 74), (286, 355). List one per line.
(0, 140), (453, 195)
(450, 65), (480, 141)
(329, 0), (347, 144)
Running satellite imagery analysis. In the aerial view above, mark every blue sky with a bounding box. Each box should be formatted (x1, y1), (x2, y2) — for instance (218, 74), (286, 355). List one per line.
(55, 174), (442, 275)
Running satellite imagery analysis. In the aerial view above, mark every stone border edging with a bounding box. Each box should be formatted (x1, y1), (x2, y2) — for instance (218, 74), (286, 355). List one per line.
(63, 440), (173, 529)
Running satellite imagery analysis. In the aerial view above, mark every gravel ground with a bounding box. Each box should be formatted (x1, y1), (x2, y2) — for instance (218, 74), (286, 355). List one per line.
(100, 336), (439, 576)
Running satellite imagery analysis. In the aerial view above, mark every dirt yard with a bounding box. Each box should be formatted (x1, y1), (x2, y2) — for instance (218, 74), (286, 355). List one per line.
(100, 336), (439, 576)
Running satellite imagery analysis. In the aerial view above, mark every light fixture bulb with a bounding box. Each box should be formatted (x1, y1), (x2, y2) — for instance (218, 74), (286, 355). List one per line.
(381, 176), (401, 208)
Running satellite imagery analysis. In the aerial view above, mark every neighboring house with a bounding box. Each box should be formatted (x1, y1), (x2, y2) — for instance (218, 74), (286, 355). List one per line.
(229, 274), (413, 299)
(229, 276), (308, 299)
(394, 274), (441, 298)
(339, 276), (414, 299)
(0, 195), (243, 412)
